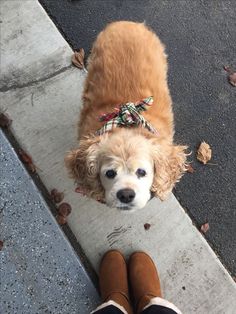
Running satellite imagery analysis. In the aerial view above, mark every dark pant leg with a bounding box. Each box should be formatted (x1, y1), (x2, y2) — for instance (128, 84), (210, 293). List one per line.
(93, 304), (124, 314)
(142, 304), (179, 314)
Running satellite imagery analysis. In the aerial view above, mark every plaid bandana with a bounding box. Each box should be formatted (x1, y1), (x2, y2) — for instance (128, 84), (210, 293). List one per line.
(96, 96), (157, 135)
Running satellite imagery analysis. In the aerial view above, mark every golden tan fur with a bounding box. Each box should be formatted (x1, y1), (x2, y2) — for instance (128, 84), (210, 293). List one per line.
(79, 21), (173, 141)
(65, 21), (187, 205)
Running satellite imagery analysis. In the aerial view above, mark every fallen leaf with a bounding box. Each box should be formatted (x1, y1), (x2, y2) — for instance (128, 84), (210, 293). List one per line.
(0, 112), (12, 128)
(19, 149), (33, 164)
(0, 240), (3, 250)
(75, 186), (87, 196)
(200, 222), (209, 234)
(144, 223), (151, 230)
(58, 202), (72, 217)
(223, 65), (232, 73)
(18, 149), (36, 173)
(28, 163), (36, 173)
(229, 72), (236, 87)
(223, 66), (236, 87)
(72, 49), (85, 70)
(186, 164), (195, 173)
(196, 142), (212, 164)
(50, 189), (64, 203)
(56, 215), (67, 225)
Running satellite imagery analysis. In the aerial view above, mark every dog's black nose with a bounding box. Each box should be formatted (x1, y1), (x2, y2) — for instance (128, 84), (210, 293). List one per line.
(117, 188), (135, 203)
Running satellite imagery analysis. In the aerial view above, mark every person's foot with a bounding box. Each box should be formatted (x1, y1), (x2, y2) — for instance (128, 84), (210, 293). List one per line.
(129, 251), (162, 313)
(99, 250), (133, 314)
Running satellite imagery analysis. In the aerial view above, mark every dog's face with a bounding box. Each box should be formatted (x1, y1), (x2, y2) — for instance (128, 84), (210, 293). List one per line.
(65, 128), (187, 210)
(99, 149), (154, 211)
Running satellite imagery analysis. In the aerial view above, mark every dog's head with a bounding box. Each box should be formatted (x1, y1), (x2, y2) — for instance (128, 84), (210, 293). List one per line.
(65, 128), (187, 210)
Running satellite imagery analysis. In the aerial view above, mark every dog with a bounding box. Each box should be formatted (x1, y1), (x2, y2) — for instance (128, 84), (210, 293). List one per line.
(65, 21), (187, 210)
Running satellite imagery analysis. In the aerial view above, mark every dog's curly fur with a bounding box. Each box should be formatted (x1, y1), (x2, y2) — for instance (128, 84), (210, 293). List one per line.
(65, 21), (187, 206)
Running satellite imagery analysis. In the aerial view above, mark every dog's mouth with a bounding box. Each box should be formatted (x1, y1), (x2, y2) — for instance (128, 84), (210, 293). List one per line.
(117, 204), (134, 211)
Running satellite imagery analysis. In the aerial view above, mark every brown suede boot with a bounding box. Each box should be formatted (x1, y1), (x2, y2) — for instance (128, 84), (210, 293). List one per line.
(129, 252), (162, 313)
(99, 250), (133, 314)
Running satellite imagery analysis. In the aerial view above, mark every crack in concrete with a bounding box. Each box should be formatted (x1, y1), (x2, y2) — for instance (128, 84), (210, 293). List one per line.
(0, 64), (73, 93)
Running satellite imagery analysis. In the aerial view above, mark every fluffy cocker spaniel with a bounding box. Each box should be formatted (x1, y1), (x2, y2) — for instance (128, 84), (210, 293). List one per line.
(65, 21), (187, 210)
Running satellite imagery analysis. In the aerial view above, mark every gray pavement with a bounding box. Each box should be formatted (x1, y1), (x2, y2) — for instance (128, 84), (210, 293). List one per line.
(40, 0), (236, 277)
(0, 130), (99, 314)
(1, 1), (236, 313)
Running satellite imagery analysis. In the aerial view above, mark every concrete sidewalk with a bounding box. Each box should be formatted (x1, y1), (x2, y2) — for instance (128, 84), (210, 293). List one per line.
(1, 1), (236, 313)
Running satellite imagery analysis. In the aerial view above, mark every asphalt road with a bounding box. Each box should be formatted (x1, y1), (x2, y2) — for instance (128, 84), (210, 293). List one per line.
(39, 0), (236, 276)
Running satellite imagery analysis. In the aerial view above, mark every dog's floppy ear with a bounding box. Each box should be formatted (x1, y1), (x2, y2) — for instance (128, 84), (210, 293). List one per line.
(64, 136), (104, 199)
(151, 143), (187, 200)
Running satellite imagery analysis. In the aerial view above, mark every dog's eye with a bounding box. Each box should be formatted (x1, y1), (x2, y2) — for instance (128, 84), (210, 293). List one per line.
(136, 168), (146, 178)
(105, 170), (117, 179)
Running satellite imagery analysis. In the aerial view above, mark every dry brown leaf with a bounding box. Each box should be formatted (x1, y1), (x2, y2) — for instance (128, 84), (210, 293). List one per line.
(0, 113), (12, 128)
(229, 72), (236, 87)
(19, 149), (33, 164)
(223, 65), (232, 73)
(200, 222), (209, 234)
(75, 186), (87, 196)
(144, 223), (151, 230)
(223, 66), (236, 87)
(186, 164), (195, 173)
(50, 189), (64, 203)
(197, 142), (212, 164)
(58, 202), (72, 217)
(0, 240), (3, 251)
(28, 163), (36, 173)
(56, 215), (67, 225)
(72, 49), (85, 70)
(18, 149), (36, 173)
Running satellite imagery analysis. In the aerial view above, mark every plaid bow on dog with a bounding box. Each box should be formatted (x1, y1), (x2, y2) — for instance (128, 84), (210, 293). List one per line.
(96, 96), (158, 135)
